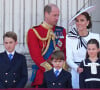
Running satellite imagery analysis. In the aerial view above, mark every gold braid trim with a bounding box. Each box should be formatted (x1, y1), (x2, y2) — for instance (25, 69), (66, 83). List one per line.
(42, 37), (50, 56)
(41, 22), (53, 30)
(32, 28), (55, 56)
(32, 28), (50, 41)
(40, 61), (52, 71)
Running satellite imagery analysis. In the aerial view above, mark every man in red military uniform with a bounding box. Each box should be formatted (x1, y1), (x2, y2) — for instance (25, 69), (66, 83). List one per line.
(27, 4), (66, 87)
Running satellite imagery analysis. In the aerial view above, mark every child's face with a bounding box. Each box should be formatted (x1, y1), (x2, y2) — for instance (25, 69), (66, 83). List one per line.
(87, 44), (99, 59)
(51, 59), (64, 70)
(4, 37), (17, 53)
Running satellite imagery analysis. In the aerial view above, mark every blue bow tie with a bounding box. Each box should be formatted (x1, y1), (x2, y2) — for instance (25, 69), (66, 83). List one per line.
(68, 28), (87, 49)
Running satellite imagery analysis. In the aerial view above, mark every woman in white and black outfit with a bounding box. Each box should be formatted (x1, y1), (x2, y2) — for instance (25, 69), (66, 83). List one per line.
(66, 6), (100, 88)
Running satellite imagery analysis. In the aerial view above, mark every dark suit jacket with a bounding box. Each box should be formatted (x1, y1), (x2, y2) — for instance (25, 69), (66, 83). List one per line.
(40, 69), (72, 88)
(0, 51), (28, 88)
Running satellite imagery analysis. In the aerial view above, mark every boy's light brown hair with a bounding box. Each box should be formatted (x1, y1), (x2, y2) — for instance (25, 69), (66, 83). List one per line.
(51, 50), (65, 61)
(3, 31), (17, 42)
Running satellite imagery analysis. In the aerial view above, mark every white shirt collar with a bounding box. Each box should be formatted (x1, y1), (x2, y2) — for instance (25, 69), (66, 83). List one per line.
(6, 50), (15, 56)
(53, 68), (62, 74)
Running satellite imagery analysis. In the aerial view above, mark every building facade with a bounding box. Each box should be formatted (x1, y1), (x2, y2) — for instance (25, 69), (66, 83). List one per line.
(0, 0), (100, 87)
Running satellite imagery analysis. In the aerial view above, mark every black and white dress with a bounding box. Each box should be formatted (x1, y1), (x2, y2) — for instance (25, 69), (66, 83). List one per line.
(79, 58), (100, 88)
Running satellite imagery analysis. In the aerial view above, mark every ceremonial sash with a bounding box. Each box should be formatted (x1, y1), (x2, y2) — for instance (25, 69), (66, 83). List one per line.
(43, 26), (64, 60)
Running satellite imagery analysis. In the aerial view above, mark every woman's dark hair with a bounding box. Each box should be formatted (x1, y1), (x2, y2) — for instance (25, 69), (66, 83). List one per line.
(86, 39), (100, 59)
(75, 12), (92, 29)
(81, 12), (92, 29)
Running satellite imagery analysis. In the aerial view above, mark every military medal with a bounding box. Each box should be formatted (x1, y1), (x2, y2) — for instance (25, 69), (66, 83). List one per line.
(57, 40), (62, 47)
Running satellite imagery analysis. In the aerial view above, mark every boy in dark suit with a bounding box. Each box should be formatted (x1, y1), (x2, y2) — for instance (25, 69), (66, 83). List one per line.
(0, 31), (28, 88)
(40, 50), (72, 88)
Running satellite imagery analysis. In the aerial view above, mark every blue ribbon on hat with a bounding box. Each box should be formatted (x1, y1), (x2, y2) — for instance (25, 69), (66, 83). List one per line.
(68, 27), (87, 49)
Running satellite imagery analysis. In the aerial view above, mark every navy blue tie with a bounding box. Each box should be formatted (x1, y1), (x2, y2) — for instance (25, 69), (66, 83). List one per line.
(8, 54), (13, 61)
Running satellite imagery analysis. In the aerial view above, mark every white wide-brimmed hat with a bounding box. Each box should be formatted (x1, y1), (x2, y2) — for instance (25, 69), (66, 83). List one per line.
(69, 6), (95, 25)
